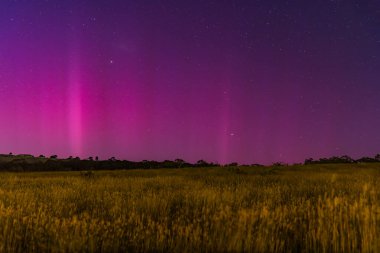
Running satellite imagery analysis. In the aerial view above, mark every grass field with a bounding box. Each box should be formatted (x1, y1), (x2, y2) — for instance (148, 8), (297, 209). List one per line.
(0, 164), (379, 252)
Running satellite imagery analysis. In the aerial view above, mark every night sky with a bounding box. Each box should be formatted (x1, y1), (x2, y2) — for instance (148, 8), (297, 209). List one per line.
(0, 0), (379, 165)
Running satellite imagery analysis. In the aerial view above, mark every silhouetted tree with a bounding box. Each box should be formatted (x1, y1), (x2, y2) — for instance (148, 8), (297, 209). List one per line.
(306, 156), (355, 164)
(196, 160), (208, 167)
(174, 159), (185, 168)
(273, 162), (286, 166)
(340, 155), (354, 163)
(304, 158), (314, 164)
(162, 160), (177, 168)
(356, 157), (378, 163)
(50, 155), (58, 159)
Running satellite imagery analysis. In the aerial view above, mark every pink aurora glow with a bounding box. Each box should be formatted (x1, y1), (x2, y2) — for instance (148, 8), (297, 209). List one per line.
(0, 1), (379, 164)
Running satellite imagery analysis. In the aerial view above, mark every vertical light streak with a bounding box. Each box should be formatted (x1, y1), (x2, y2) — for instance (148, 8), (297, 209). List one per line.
(67, 38), (83, 157)
(219, 78), (232, 165)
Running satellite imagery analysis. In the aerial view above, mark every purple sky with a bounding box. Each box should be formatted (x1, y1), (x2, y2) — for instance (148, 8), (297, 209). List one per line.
(0, 0), (379, 164)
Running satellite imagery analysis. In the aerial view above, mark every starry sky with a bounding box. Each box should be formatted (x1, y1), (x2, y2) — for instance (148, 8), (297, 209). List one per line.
(0, 0), (379, 164)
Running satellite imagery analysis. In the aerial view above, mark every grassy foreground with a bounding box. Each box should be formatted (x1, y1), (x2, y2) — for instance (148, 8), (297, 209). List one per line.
(0, 164), (379, 252)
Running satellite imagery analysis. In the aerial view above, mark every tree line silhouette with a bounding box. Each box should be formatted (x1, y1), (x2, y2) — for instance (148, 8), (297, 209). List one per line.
(304, 154), (380, 164)
(0, 153), (379, 172)
(0, 154), (221, 172)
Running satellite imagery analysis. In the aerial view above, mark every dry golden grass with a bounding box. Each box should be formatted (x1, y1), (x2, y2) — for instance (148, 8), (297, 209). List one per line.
(0, 164), (379, 252)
